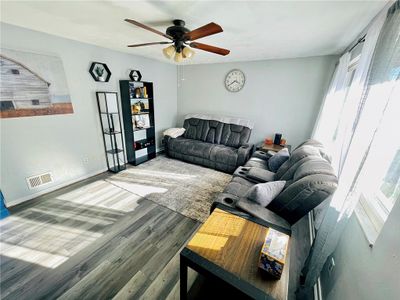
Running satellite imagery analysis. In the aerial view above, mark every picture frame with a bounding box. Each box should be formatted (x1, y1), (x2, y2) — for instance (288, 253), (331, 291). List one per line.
(89, 62), (111, 82)
(0, 48), (73, 118)
(129, 70), (142, 81)
(133, 113), (150, 129)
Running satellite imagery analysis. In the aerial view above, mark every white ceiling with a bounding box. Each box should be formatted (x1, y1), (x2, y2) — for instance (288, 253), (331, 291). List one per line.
(1, 1), (388, 64)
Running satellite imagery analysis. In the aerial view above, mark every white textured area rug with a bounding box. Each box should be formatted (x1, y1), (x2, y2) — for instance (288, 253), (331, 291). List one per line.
(107, 155), (232, 222)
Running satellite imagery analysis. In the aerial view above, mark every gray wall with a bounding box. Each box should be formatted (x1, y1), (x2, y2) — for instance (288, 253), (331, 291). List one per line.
(177, 56), (337, 147)
(0, 23), (177, 206)
(320, 200), (400, 300)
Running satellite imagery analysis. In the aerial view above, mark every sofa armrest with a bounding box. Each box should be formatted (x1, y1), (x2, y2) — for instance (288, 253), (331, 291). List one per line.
(236, 198), (291, 235)
(163, 135), (171, 152)
(237, 143), (254, 166)
(252, 150), (273, 161)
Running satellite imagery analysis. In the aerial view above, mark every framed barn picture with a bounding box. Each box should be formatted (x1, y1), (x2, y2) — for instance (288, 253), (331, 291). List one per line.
(0, 48), (73, 118)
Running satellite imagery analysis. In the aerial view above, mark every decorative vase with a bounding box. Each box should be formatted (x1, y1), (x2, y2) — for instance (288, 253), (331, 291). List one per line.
(135, 88), (141, 98)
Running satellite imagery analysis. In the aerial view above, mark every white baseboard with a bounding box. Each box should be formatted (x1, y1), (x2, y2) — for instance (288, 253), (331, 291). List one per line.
(7, 168), (107, 208)
(8, 150), (165, 208)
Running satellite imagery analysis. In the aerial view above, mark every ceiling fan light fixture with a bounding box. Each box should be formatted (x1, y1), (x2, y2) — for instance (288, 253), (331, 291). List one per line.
(162, 45), (175, 59)
(174, 51), (183, 63)
(182, 46), (195, 59)
(126, 19), (230, 60)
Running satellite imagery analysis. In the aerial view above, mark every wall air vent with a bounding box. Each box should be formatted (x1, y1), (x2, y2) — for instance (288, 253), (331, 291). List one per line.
(26, 172), (54, 189)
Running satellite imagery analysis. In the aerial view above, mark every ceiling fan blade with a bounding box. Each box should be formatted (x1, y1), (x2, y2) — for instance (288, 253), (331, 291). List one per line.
(184, 22), (223, 41)
(190, 42), (230, 56)
(125, 19), (173, 40)
(127, 42), (172, 48)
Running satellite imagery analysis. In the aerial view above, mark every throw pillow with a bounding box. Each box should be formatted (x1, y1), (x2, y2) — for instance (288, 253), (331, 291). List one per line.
(268, 148), (290, 172)
(245, 180), (286, 207)
(163, 128), (185, 138)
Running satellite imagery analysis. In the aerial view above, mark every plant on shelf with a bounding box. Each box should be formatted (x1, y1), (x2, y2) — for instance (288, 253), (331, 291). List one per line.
(95, 66), (105, 81)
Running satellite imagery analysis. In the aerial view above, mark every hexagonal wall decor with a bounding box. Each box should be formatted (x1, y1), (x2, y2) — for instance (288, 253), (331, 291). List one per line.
(89, 62), (111, 82)
(129, 70), (142, 82)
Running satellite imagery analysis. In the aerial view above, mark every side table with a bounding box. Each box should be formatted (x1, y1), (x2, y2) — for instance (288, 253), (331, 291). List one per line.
(180, 208), (290, 300)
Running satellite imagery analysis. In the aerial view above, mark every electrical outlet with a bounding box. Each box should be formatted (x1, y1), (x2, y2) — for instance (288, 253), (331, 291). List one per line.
(328, 257), (335, 274)
(82, 157), (89, 164)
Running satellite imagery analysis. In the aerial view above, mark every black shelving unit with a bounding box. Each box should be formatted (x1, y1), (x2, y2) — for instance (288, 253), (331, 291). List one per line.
(96, 91), (127, 173)
(119, 80), (156, 165)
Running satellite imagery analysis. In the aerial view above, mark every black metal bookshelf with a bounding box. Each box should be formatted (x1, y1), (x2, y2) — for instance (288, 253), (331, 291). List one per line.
(96, 91), (127, 173)
(119, 80), (156, 165)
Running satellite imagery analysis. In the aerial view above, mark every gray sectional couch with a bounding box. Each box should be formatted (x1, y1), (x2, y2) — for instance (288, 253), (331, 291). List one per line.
(212, 139), (338, 234)
(164, 116), (254, 173)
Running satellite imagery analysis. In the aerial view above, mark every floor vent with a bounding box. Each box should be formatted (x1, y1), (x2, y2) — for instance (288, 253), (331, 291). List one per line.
(26, 172), (54, 189)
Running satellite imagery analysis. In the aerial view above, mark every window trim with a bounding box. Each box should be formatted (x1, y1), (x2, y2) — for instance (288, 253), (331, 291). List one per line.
(356, 164), (398, 247)
(355, 200), (378, 247)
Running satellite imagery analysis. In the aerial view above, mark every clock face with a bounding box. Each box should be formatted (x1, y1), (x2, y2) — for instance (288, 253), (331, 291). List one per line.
(225, 69), (245, 92)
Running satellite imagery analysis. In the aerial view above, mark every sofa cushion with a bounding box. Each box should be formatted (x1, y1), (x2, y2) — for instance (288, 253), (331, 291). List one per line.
(185, 140), (215, 159)
(245, 180), (286, 207)
(277, 156), (315, 181)
(296, 139), (332, 163)
(236, 198), (291, 235)
(294, 139), (324, 150)
(220, 123), (251, 148)
(268, 148), (290, 172)
(167, 137), (194, 155)
(183, 118), (205, 140)
(275, 145), (321, 180)
(267, 174), (338, 224)
(202, 120), (224, 144)
(293, 159), (335, 181)
(210, 144), (238, 166)
(183, 117), (251, 148)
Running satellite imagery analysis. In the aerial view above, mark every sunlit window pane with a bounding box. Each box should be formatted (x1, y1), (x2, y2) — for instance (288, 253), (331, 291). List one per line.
(379, 149), (400, 204)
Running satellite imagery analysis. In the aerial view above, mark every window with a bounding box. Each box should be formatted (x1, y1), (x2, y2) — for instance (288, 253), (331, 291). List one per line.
(31, 100), (40, 105)
(313, 38), (399, 246)
(380, 151), (400, 206)
(354, 87), (400, 245)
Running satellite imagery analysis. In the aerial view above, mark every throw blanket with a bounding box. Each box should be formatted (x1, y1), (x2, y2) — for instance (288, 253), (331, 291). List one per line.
(163, 127), (185, 138)
(185, 113), (254, 129)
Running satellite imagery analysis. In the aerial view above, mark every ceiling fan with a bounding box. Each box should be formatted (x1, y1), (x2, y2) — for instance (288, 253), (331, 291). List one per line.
(125, 19), (230, 62)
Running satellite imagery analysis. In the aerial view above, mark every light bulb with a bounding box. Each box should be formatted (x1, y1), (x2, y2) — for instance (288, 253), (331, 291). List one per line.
(174, 51), (183, 63)
(182, 47), (194, 59)
(162, 45), (175, 59)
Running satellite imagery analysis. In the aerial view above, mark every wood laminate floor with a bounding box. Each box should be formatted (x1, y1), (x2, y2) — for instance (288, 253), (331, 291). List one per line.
(0, 169), (311, 300)
(0, 173), (200, 300)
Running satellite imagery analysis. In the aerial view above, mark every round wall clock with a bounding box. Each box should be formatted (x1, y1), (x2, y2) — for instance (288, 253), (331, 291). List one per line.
(225, 69), (245, 92)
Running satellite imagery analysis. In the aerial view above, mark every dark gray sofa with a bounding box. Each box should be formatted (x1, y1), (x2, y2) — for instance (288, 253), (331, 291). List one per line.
(164, 116), (254, 173)
(211, 139), (338, 234)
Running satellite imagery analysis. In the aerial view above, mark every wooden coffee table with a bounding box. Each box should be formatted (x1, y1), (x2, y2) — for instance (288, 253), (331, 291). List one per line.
(180, 208), (290, 300)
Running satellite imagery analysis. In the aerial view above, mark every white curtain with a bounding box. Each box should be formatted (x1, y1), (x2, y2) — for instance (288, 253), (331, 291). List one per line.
(298, 2), (398, 298)
(333, 11), (386, 175)
(312, 53), (351, 148)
